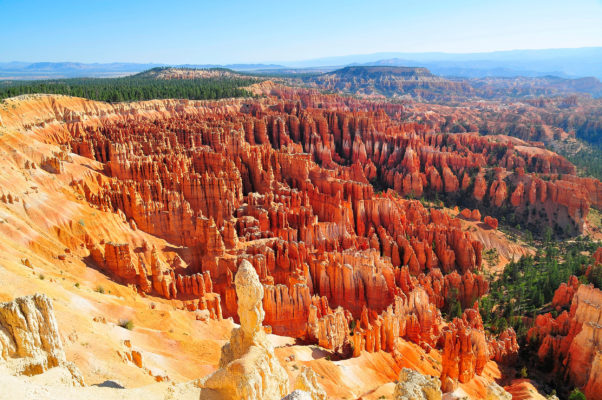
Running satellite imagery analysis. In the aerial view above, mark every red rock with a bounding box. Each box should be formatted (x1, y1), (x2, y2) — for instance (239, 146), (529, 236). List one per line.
(470, 209), (481, 221)
(528, 281), (602, 399)
(473, 174), (487, 201)
(594, 247), (602, 264)
(104, 242), (138, 283)
(483, 216), (498, 229)
(489, 179), (507, 208)
(551, 275), (580, 310)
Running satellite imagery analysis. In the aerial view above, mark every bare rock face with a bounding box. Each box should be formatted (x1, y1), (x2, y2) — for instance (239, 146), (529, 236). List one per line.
(202, 260), (288, 400)
(528, 282), (602, 400)
(394, 368), (442, 400)
(293, 366), (327, 400)
(484, 216), (498, 229)
(485, 382), (512, 400)
(566, 285), (602, 400)
(0, 294), (84, 385)
(281, 391), (313, 400)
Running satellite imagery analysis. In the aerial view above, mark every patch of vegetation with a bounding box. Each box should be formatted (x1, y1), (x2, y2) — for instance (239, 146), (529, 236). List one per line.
(479, 237), (600, 338)
(38, 273), (45, 280)
(587, 207), (602, 230)
(118, 319), (134, 330)
(95, 285), (105, 294)
(568, 389), (587, 400)
(558, 140), (602, 181)
(349, 319), (357, 335)
(0, 69), (258, 102)
(483, 248), (499, 266)
(441, 287), (464, 320)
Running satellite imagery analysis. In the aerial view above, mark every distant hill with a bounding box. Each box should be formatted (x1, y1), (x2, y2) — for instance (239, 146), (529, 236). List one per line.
(323, 66), (435, 79)
(306, 66), (474, 100)
(287, 47), (602, 79)
(0, 67), (260, 102)
(135, 67), (256, 80)
(468, 76), (602, 99)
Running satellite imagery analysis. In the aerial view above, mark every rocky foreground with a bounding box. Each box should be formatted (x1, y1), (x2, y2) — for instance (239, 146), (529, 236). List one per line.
(0, 268), (455, 400)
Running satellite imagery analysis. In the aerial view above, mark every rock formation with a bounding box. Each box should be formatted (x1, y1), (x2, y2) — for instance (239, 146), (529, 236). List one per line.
(394, 368), (442, 400)
(528, 281), (602, 400)
(281, 391), (313, 400)
(0, 294), (84, 385)
(485, 382), (512, 400)
(11, 87), (599, 393)
(292, 366), (327, 400)
(202, 260), (288, 400)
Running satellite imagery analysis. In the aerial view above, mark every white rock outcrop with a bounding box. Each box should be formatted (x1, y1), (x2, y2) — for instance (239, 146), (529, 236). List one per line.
(293, 366), (327, 400)
(281, 390), (313, 400)
(201, 260), (288, 400)
(394, 368), (442, 400)
(0, 293), (83, 385)
(485, 382), (512, 400)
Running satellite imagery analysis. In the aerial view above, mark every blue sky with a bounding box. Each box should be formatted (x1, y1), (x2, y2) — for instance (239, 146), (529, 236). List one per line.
(1, 0), (601, 63)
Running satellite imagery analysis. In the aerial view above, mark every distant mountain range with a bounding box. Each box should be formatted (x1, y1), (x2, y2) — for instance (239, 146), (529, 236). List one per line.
(1, 47), (601, 80)
(306, 66), (602, 100)
(290, 47), (602, 79)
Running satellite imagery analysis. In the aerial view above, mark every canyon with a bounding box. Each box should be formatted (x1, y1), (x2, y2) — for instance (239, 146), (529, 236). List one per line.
(0, 76), (601, 399)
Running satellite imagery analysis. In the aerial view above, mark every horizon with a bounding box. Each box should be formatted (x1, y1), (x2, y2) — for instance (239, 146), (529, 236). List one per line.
(2, 45), (602, 66)
(2, 0), (602, 64)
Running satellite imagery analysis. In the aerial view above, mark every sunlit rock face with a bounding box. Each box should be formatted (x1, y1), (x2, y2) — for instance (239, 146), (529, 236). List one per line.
(528, 279), (602, 400)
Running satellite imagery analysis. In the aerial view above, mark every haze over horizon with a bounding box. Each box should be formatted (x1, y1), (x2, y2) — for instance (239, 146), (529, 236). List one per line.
(2, 0), (602, 64)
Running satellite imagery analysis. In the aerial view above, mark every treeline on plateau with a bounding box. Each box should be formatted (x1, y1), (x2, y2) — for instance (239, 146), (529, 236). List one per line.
(564, 143), (602, 182)
(479, 237), (601, 339)
(0, 74), (257, 102)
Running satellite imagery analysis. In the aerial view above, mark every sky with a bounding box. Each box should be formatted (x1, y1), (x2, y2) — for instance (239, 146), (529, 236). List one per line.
(1, 0), (602, 64)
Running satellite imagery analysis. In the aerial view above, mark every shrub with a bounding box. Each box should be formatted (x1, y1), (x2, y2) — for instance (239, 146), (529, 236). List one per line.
(568, 389), (586, 400)
(118, 319), (134, 330)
